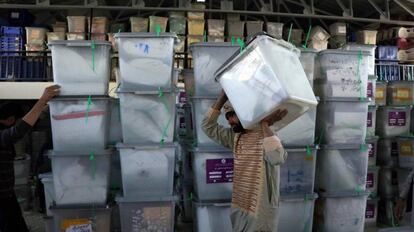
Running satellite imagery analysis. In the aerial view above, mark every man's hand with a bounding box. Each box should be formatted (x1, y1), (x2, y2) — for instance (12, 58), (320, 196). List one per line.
(39, 85), (60, 104)
(394, 197), (407, 221)
(261, 109), (288, 127)
(212, 90), (228, 111)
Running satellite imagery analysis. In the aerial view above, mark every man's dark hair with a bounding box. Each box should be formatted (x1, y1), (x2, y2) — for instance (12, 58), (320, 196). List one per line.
(0, 101), (23, 120)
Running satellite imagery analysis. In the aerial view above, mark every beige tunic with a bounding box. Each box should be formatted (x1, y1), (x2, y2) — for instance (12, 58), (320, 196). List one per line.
(202, 108), (288, 232)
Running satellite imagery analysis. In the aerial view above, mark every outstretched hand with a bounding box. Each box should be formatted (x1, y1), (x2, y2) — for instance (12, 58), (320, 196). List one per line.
(261, 109), (288, 127)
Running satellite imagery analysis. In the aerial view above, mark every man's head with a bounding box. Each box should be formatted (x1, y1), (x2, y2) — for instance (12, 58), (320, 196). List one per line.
(224, 101), (245, 133)
(0, 102), (21, 127)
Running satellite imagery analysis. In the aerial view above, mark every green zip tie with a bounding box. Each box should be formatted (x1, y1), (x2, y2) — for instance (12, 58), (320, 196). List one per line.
(85, 95), (92, 124)
(155, 24), (161, 36)
(360, 144), (368, 151)
(287, 23), (293, 43)
(236, 38), (245, 53)
(89, 151), (96, 180)
(306, 145), (312, 156)
(91, 40), (96, 71)
(190, 192), (193, 200)
(231, 36), (235, 45)
(158, 87), (173, 145)
(355, 185), (362, 193)
(203, 30), (207, 42)
(302, 25), (312, 49)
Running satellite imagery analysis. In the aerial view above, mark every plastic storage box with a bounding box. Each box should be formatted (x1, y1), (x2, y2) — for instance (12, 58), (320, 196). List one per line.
(169, 17), (186, 34)
(215, 35), (317, 130)
(207, 19), (225, 37)
(49, 150), (111, 205)
(276, 107), (317, 146)
(310, 26), (330, 41)
(377, 138), (399, 167)
(191, 97), (230, 147)
(190, 42), (238, 96)
(46, 32), (65, 43)
(368, 76), (377, 105)
(366, 136), (379, 166)
(25, 27), (47, 45)
(378, 167), (399, 197)
(343, 44), (376, 77)
(117, 196), (176, 232)
(365, 198), (379, 227)
(280, 147), (317, 196)
(316, 144), (369, 193)
(329, 22), (347, 36)
(376, 106), (412, 137)
(188, 19), (205, 35)
(67, 16), (86, 33)
(49, 97), (110, 151)
(91, 17), (108, 34)
(299, 48), (318, 87)
(130, 17), (148, 32)
(39, 172), (55, 216)
(316, 98), (369, 144)
(65, 32), (85, 40)
(308, 40), (328, 51)
(387, 81), (414, 105)
(49, 40), (111, 95)
(367, 166), (379, 197)
(193, 201), (232, 232)
(377, 46), (398, 60)
(1, 26), (24, 36)
(266, 22), (283, 39)
(357, 30), (378, 45)
(227, 21), (245, 37)
(117, 144), (176, 197)
(289, 29), (303, 47)
(376, 62), (400, 81)
(279, 194), (317, 232)
(367, 106), (377, 137)
(246, 21), (264, 37)
(376, 81), (387, 106)
(14, 154), (30, 185)
(149, 16), (168, 32)
(192, 147), (233, 200)
(118, 90), (176, 144)
(314, 50), (371, 98)
(329, 35), (347, 49)
(115, 33), (176, 91)
(315, 191), (369, 232)
(51, 206), (111, 232)
(397, 136), (414, 168)
(108, 99), (122, 144)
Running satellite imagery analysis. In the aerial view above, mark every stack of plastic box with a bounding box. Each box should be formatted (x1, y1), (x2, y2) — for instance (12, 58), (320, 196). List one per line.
(314, 49), (372, 232)
(308, 26), (330, 51)
(329, 22), (347, 48)
(25, 27), (47, 54)
(66, 16), (87, 40)
(114, 32), (178, 232)
(207, 19), (225, 42)
(0, 26), (24, 80)
(187, 3), (205, 48)
(89, 17), (108, 41)
(46, 40), (113, 232)
(376, 46), (400, 81)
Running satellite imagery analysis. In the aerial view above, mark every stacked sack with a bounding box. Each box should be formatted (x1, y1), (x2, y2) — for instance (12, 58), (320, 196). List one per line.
(41, 38), (113, 231)
(313, 43), (373, 231)
(114, 31), (178, 231)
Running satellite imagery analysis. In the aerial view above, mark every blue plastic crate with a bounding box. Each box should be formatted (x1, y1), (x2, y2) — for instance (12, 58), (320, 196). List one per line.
(376, 62), (400, 81)
(0, 57), (22, 80)
(376, 46), (398, 61)
(1, 26), (24, 36)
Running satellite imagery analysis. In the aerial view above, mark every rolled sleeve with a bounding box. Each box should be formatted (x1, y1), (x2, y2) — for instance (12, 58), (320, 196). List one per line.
(201, 107), (235, 149)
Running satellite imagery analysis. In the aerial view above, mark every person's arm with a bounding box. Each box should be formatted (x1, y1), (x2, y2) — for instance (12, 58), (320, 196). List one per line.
(0, 85), (60, 147)
(395, 169), (414, 220)
(261, 110), (288, 165)
(201, 91), (235, 149)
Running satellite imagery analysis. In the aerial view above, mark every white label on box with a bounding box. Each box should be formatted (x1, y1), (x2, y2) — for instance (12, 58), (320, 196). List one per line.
(66, 224), (93, 232)
(338, 26), (346, 34)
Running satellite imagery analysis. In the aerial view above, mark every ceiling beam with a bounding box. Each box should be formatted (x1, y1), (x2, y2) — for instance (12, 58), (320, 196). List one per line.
(283, 0), (335, 16)
(367, 0), (387, 18)
(393, 0), (414, 17)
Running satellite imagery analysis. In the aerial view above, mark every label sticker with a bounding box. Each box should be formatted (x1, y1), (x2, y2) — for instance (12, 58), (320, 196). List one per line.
(367, 82), (373, 98)
(368, 143), (375, 158)
(395, 88), (410, 100)
(399, 141), (412, 156)
(61, 219), (91, 230)
(366, 172), (374, 188)
(206, 158), (234, 184)
(367, 112), (372, 127)
(388, 111), (406, 126)
(365, 203), (376, 219)
(376, 89), (384, 100)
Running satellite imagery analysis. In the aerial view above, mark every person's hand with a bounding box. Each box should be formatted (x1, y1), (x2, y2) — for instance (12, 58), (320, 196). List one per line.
(394, 197), (407, 221)
(213, 90), (228, 110)
(261, 109), (288, 127)
(39, 85), (60, 104)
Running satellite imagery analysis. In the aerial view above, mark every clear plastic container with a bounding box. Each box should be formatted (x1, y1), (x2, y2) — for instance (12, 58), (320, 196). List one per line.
(115, 33), (176, 91)
(279, 194), (317, 232)
(343, 44), (376, 77)
(169, 17), (186, 34)
(207, 19), (225, 37)
(366, 136), (379, 166)
(48, 150), (111, 205)
(357, 30), (378, 45)
(376, 106), (412, 137)
(365, 198), (379, 228)
(67, 16), (86, 33)
(377, 46), (399, 60)
(117, 196), (176, 232)
(288, 29), (303, 47)
(91, 17), (108, 34)
(49, 97), (110, 151)
(215, 35), (318, 129)
(397, 136), (414, 168)
(66, 32), (85, 40)
(376, 81), (387, 106)
(266, 22), (283, 39)
(276, 107), (316, 146)
(310, 26), (330, 41)
(117, 144), (176, 198)
(367, 106), (377, 137)
(299, 48), (317, 87)
(246, 21), (264, 36)
(329, 22), (347, 36)
(130, 17), (148, 32)
(25, 27), (47, 45)
(149, 16), (168, 33)
(316, 144), (369, 193)
(227, 21), (245, 37)
(368, 77), (377, 105)
(378, 167), (400, 198)
(188, 19), (205, 35)
(108, 98), (122, 145)
(314, 50), (371, 98)
(39, 172), (55, 216)
(46, 32), (65, 43)
(308, 40), (328, 51)
(367, 166), (379, 197)
(192, 147), (233, 200)
(387, 81), (414, 105)
(187, 3), (205, 20)
(14, 154), (30, 185)
(51, 206), (111, 232)
(377, 138), (399, 167)
(193, 201), (232, 232)
(316, 98), (369, 144)
(49, 41), (111, 95)
(25, 44), (45, 56)
(190, 42), (238, 96)
(118, 90), (176, 144)
(315, 191), (369, 232)
(192, 97), (230, 148)
(280, 147), (317, 195)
